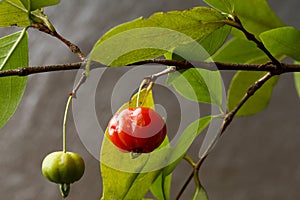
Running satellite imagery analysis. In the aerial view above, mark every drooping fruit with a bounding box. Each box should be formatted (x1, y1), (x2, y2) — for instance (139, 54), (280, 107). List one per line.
(41, 151), (85, 197)
(107, 107), (167, 153)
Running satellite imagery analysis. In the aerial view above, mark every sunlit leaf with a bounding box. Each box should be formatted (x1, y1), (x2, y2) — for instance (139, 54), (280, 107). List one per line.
(203, 0), (235, 13)
(0, 29), (28, 128)
(101, 100), (211, 199)
(234, 0), (284, 36)
(150, 172), (172, 200)
(20, 0), (60, 11)
(260, 26), (300, 61)
(294, 72), (300, 99)
(192, 186), (208, 200)
(167, 68), (223, 107)
(89, 7), (227, 68)
(293, 61), (300, 99)
(163, 116), (212, 175)
(227, 71), (279, 116)
(212, 37), (268, 64)
(201, 25), (231, 57)
(0, 0), (60, 27)
(100, 87), (162, 199)
(206, 0), (284, 36)
(129, 87), (154, 109)
(0, 0), (30, 27)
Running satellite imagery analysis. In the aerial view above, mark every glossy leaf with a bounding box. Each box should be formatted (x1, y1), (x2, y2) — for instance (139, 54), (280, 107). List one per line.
(89, 7), (227, 67)
(150, 173), (171, 200)
(205, 0), (284, 36)
(101, 157), (161, 200)
(171, 23), (231, 61)
(227, 71), (279, 116)
(20, 0), (60, 11)
(293, 61), (300, 99)
(294, 72), (300, 98)
(101, 108), (211, 199)
(212, 37), (268, 64)
(167, 68), (223, 107)
(0, 30), (28, 128)
(192, 186), (208, 200)
(234, 0), (284, 36)
(0, 0), (60, 27)
(200, 25), (231, 57)
(0, 0), (30, 27)
(203, 0), (234, 13)
(163, 116), (212, 175)
(100, 87), (161, 199)
(260, 26), (300, 61)
(129, 87), (154, 109)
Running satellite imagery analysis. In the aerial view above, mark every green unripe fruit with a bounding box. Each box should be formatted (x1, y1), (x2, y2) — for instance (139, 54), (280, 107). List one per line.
(41, 151), (85, 197)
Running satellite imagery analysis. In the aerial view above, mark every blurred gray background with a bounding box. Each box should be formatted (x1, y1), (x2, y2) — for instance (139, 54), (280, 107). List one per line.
(1, 0), (300, 199)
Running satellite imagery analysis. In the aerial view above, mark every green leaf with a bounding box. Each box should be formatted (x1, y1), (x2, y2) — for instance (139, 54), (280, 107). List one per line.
(212, 37), (268, 64)
(293, 61), (300, 99)
(163, 116), (212, 175)
(203, 0), (235, 13)
(100, 130), (169, 199)
(0, 0), (30, 27)
(0, 0), (60, 27)
(167, 68), (223, 107)
(129, 87), (155, 109)
(234, 0), (284, 36)
(260, 26), (300, 61)
(192, 186), (208, 200)
(205, 0), (284, 36)
(101, 156), (161, 200)
(227, 71), (278, 116)
(101, 114), (211, 199)
(101, 84), (211, 199)
(89, 7), (227, 67)
(294, 72), (300, 99)
(100, 87), (162, 199)
(0, 29), (28, 128)
(150, 173), (172, 200)
(200, 25), (231, 57)
(20, 0), (60, 11)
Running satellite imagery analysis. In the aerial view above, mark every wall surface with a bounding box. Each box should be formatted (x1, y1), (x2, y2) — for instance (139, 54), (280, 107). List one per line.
(0, 1), (300, 200)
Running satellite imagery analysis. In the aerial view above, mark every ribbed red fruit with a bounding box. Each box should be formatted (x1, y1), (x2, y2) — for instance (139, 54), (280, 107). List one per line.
(107, 107), (167, 153)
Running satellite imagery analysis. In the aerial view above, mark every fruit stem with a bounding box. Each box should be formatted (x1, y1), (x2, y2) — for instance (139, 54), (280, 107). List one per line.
(136, 79), (148, 107)
(63, 95), (73, 153)
(130, 152), (142, 159)
(60, 183), (70, 198)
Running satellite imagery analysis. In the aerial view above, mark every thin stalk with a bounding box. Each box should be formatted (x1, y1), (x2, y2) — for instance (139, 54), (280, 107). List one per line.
(62, 95), (73, 153)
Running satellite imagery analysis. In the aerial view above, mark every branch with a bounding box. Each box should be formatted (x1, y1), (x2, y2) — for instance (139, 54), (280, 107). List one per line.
(222, 16), (282, 68)
(0, 62), (83, 77)
(176, 72), (275, 199)
(175, 15), (286, 199)
(1, 60), (300, 77)
(219, 72), (274, 134)
(31, 23), (86, 61)
(133, 59), (300, 74)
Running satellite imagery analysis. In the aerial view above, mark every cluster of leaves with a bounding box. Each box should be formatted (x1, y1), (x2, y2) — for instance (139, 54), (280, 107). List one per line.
(0, 0), (60, 128)
(1, 0), (300, 199)
(89, 0), (300, 199)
